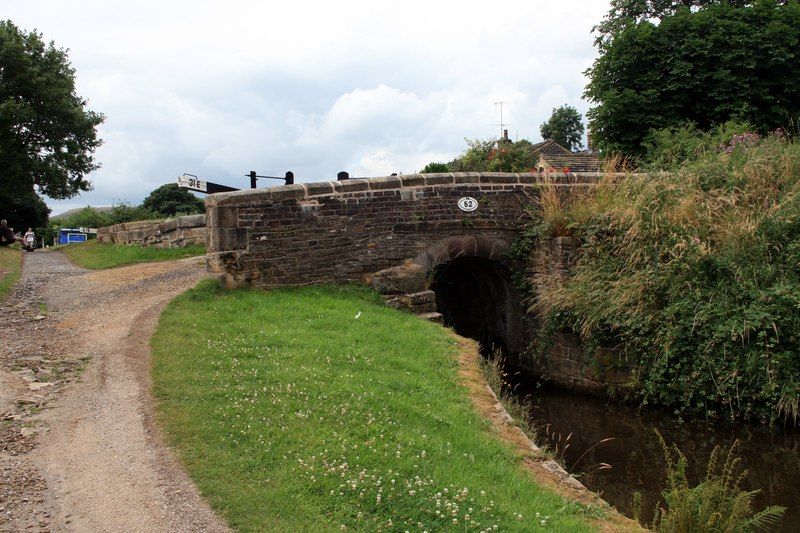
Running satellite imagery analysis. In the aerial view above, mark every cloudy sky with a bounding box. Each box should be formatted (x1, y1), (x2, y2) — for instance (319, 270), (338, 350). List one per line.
(5, 0), (610, 215)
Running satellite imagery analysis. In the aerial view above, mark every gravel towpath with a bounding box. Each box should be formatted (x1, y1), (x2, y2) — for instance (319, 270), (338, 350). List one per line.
(0, 251), (228, 532)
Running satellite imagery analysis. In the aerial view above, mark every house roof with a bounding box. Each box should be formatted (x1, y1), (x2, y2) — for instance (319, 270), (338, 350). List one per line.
(531, 139), (572, 155)
(539, 153), (603, 172)
(532, 139), (602, 172)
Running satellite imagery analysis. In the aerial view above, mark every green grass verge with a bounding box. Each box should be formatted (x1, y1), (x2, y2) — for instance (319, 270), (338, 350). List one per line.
(151, 282), (597, 532)
(0, 247), (22, 300)
(59, 240), (205, 269)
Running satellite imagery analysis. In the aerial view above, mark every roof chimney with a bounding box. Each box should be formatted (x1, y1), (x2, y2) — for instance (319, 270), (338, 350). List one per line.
(503, 129), (509, 141)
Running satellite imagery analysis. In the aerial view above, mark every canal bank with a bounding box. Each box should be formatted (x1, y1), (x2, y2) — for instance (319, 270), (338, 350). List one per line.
(514, 383), (799, 531)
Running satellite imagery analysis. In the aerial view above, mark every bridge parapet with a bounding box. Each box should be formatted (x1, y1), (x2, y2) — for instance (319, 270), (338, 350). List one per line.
(205, 172), (612, 288)
(206, 171), (610, 208)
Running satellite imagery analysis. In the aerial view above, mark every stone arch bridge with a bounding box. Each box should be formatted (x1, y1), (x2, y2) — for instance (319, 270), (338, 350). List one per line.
(206, 172), (633, 391)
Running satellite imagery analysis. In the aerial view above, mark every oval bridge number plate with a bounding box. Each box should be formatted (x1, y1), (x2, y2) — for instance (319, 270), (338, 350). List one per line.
(457, 197), (478, 212)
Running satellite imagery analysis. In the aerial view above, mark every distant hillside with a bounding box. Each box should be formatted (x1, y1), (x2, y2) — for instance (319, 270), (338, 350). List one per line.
(51, 206), (113, 220)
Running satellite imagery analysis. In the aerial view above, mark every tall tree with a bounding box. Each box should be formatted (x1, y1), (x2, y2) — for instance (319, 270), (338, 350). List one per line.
(585, 1), (800, 156)
(540, 105), (585, 152)
(0, 20), (104, 223)
(142, 184), (205, 217)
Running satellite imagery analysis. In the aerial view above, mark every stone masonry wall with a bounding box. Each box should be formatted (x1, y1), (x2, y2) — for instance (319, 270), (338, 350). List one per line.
(529, 236), (638, 393)
(205, 172), (605, 287)
(96, 214), (207, 248)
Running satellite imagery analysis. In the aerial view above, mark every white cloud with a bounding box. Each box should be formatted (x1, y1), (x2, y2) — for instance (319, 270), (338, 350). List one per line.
(3, 0), (611, 215)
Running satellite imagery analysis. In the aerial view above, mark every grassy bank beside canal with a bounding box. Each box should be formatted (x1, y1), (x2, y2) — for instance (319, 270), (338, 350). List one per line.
(530, 127), (800, 423)
(0, 247), (22, 300)
(151, 282), (603, 532)
(59, 240), (205, 269)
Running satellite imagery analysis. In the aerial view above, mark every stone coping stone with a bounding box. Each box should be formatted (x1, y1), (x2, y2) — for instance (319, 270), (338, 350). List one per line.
(206, 172), (623, 207)
(99, 214), (204, 233)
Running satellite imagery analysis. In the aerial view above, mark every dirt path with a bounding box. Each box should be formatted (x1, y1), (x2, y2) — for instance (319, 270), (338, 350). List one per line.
(0, 251), (228, 532)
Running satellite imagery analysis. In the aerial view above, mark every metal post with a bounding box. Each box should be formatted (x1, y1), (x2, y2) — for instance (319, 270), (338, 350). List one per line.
(249, 170), (257, 188)
(285, 171), (294, 185)
(337, 171), (349, 181)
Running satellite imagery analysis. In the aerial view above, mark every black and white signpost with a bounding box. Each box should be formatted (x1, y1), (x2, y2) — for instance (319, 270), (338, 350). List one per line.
(177, 173), (239, 194)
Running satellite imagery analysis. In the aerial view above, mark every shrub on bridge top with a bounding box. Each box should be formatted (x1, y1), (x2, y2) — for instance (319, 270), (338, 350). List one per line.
(420, 137), (539, 174)
(530, 126), (800, 423)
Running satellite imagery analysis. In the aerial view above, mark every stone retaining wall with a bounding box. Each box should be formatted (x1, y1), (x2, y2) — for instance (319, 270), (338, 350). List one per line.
(529, 236), (637, 393)
(96, 214), (207, 248)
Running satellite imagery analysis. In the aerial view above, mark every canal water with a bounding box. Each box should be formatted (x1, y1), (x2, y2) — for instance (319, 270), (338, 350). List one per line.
(521, 386), (800, 530)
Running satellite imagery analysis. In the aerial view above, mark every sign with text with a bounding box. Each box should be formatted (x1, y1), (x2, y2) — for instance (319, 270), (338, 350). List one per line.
(457, 197), (478, 212)
(177, 173), (208, 192)
(177, 174), (239, 194)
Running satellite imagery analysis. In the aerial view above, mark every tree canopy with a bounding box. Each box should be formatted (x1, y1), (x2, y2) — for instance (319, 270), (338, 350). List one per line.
(585, 1), (800, 156)
(539, 105), (585, 152)
(0, 188), (49, 230)
(142, 184), (205, 217)
(0, 21), (104, 201)
(592, 1), (790, 47)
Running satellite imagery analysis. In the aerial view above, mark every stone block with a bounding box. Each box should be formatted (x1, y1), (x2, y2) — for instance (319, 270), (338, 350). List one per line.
(480, 172), (518, 184)
(407, 290), (436, 306)
(419, 312), (443, 323)
(208, 227), (248, 252)
(384, 297), (408, 311)
(304, 181), (336, 197)
(371, 263), (427, 294)
(399, 174), (424, 187)
(206, 251), (242, 273)
(333, 179), (369, 193)
(517, 173), (546, 184)
(270, 184), (306, 202)
(160, 219), (178, 232)
(207, 206), (239, 228)
(176, 213), (206, 228)
(423, 173), (454, 185)
(213, 188), (274, 207)
(368, 176), (402, 190)
(453, 173), (481, 184)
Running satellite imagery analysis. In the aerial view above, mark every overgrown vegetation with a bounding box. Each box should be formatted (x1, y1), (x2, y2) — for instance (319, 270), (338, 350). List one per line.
(421, 138), (539, 174)
(528, 125), (800, 423)
(151, 282), (597, 531)
(635, 434), (785, 531)
(59, 240), (205, 270)
(0, 246), (21, 300)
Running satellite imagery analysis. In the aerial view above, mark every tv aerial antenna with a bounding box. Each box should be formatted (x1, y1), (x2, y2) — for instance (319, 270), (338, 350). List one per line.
(494, 101), (509, 139)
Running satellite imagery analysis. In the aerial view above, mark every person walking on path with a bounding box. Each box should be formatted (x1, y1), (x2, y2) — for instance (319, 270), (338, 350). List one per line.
(24, 227), (36, 249)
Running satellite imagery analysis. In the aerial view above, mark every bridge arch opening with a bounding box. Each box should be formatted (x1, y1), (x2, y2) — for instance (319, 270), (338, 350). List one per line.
(426, 255), (527, 359)
(394, 235), (530, 361)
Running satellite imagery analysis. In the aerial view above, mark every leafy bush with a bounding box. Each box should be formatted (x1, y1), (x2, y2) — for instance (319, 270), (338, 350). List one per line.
(420, 162), (448, 173)
(530, 125), (800, 423)
(142, 183), (204, 217)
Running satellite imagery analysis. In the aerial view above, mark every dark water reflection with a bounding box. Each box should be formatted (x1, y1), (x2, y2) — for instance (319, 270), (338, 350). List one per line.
(521, 386), (800, 531)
